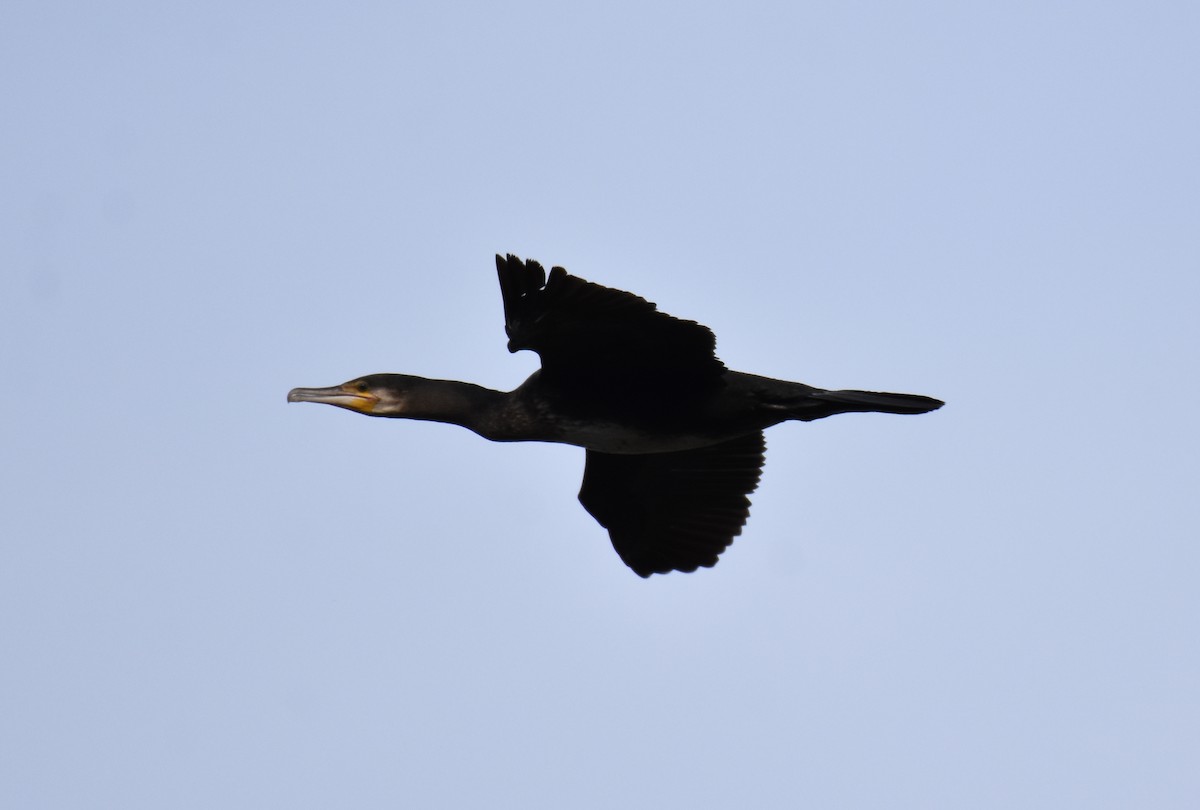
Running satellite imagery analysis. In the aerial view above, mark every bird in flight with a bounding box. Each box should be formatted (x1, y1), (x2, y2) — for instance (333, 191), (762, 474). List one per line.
(289, 254), (942, 577)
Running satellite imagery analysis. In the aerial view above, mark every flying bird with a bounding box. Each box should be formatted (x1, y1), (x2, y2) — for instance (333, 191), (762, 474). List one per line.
(288, 255), (942, 577)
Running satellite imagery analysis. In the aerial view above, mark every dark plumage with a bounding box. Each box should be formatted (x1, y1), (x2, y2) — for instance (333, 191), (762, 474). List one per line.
(288, 254), (943, 577)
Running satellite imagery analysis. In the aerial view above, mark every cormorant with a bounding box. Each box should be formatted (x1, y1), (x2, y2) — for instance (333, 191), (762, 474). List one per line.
(288, 254), (943, 577)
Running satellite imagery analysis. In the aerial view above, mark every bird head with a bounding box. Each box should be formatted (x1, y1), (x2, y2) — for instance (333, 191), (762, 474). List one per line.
(287, 374), (413, 417)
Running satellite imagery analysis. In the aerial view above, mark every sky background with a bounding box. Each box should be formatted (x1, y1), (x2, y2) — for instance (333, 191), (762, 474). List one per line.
(3, 2), (1198, 807)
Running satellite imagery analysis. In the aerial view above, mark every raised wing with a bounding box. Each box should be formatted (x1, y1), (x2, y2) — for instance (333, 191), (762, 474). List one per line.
(578, 431), (766, 577)
(496, 254), (726, 395)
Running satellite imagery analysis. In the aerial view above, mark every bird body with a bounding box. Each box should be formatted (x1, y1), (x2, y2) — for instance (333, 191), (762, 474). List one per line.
(289, 255), (942, 577)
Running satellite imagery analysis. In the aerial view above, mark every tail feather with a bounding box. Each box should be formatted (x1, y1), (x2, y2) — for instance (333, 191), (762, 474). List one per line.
(793, 389), (944, 421)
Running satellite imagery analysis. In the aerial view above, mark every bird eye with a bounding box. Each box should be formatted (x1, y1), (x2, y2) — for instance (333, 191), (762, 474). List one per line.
(355, 381), (369, 393)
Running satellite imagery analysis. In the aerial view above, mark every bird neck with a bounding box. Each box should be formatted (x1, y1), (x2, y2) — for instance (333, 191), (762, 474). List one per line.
(389, 378), (508, 436)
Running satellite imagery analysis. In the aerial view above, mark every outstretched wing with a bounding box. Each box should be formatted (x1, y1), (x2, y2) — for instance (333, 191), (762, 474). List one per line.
(578, 431), (766, 577)
(496, 254), (726, 396)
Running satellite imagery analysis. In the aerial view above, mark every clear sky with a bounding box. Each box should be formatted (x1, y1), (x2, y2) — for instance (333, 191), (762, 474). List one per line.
(3, 2), (1198, 808)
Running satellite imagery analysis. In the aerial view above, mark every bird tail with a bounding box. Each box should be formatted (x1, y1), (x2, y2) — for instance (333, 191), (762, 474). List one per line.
(789, 389), (944, 421)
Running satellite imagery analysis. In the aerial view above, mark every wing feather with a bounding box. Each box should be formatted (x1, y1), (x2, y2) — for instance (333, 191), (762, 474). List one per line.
(496, 254), (726, 393)
(577, 431), (766, 576)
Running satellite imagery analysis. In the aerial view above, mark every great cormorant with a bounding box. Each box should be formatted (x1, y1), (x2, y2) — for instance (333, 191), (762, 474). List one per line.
(288, 254), (942, 577)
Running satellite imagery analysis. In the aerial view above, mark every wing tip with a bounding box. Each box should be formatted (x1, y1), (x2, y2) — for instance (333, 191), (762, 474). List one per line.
(627, 555), (720, 578)
(496, 253), (548, 298)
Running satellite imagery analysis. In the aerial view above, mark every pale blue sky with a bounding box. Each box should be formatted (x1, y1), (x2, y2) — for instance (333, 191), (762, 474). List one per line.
(3, 2), (1198, 808)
